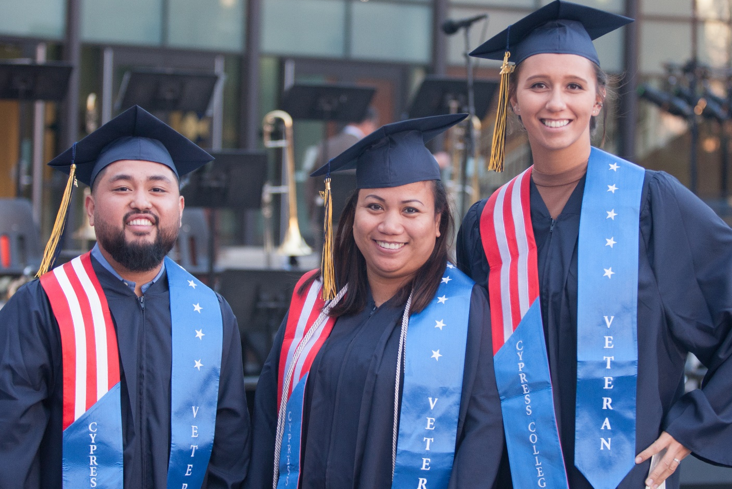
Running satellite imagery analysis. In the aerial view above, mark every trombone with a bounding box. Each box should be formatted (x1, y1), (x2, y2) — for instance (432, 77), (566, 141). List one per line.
(262, 110), (312, 260)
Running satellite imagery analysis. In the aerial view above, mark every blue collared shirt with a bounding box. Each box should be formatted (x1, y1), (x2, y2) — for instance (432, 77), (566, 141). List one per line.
(91, 244), (165, 295)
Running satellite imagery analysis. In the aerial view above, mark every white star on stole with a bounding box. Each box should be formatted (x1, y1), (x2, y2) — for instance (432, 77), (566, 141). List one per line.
(603, 268), (615, 279)
(195, 329), (205, 340)
(441, 276), (452, 284)
(446, 263), (455, 269)
(188, 280), (197, 288)
(435, 320), (446, 330)
(194, 359), (203, 370)
(607, 184), (618, 193)
(609, 163), (619, 171)
(606, 209), (617, 220)
(431, 350), (442, 361)
(193, 303), (203, 313)
(437, 295), (448, 304)
(606, 237), (617, 248)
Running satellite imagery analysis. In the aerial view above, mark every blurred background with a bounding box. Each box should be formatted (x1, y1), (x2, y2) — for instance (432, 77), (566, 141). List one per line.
(1, 0), (732, 484)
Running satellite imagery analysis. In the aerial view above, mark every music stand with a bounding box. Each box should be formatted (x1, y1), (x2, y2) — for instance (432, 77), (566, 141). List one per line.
(407, 75), (498, 119)
(281, 83), (376, 183)
(0, 60), (73, 101)
(281, 83), (376, 123)
(0, 60), (74, 198)
(115, 68), (219, 113)
(181, 150), (268, 284)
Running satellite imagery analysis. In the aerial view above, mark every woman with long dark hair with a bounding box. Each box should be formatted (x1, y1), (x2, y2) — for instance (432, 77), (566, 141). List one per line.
(247, 114), (504, 489)
(457, 2), (732, 488)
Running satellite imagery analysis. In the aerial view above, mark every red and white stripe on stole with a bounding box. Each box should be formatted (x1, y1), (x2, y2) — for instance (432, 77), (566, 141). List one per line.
(40, 252), (120, 430)
(276, 270), (338, 409)
(480, 167), (540, 354)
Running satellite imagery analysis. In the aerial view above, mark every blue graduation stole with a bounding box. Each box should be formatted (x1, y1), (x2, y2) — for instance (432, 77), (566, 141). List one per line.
(276, 267), (472, 489)
(165, 257), (223, 488)
(574, 150), (643, 488)
(480, 148), (643, 489)
(42, 254), (222, 489)
(392, 265), (472, 488)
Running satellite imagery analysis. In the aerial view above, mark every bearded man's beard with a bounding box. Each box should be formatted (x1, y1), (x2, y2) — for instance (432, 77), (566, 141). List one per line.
(95, 213), (178, 272)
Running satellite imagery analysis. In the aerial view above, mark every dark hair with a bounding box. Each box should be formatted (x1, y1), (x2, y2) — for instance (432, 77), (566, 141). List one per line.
(321, 180), (454, 318)
(508, 59), (616, 146)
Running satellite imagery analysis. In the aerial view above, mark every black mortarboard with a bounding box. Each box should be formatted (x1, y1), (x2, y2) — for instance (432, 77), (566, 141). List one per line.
(37, 105), (212, 277)
(48, 105), (213, 187)
(310, 113), (467, 188)
(470, 0), (632, 66)
(311, 113), (466, 301)
(471, 0), (633, 174)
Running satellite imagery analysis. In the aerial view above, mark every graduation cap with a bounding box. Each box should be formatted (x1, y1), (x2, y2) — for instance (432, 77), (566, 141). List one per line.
(49, 105), (213, 187)
(37, 105), (213, 276)
(469, 0), (633, 172)
(311, 113), (467, 300)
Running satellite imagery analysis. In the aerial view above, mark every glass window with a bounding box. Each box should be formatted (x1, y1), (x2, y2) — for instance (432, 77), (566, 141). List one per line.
(642, 0), (691, 17)
(262, 0), (346, 58)
(593, 26), (625, 72)
(82, 0), (163, 45)
(447, 8), (525, 67)
(699, 21), (731, 68)
(0, 0), (65, 39)
(350, 3), (432, 63)
(640, 21), (692, 74)
(697, 0), (731, 21)
(539, 0), (624, 13)
(448, 0), (533, 6)
(168, 0), (245, 52)
(372, 0), (431, 3)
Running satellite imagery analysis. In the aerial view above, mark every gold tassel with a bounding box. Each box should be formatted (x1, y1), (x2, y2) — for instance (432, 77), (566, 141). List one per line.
(36, 164), (77, 277)
(489, 51), (515, 173)
(319, 177), (336, 301)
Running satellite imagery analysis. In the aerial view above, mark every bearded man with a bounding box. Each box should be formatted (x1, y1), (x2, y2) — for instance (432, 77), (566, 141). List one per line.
(0, 106), (250, 488)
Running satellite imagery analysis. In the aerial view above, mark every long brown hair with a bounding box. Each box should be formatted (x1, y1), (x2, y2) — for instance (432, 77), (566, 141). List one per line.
(318, 179), (454, 318)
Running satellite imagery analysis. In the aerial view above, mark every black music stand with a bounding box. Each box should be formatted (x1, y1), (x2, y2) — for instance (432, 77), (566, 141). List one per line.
(0, 60), (74, 197)
(181, 150), (268, 284)
(407, 75), (498, 119)
(115, 68), (219, 113)
(408, 76), (499, 217)
(281, 83), (376, 203)
(0, 60), (73, 101)
(281, 83), (376, 123)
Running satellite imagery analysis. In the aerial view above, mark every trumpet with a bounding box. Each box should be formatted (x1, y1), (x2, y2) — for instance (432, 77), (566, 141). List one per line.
(262, 110), (312, 257)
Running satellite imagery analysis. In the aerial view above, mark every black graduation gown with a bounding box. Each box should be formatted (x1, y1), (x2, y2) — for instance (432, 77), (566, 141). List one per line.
(456, 169), (732, 488)
(0, 256), (251, 488)
(246, 283), (505, 489)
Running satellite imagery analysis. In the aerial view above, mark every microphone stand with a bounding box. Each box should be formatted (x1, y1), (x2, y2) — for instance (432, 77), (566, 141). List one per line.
(459, 25), (477, 219)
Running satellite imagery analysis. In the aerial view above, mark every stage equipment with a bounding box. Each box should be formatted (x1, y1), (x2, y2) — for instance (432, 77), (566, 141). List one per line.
(407, 75), (497, 120)
(448, 115), (483, 212)
(0, 198), (42, 276)
(409, 76), (498, 217)
(181, 150), (267, 282)
(637, 84), (693, 119)
(262, 110), (312, 258)
(442, 14), (488, 36)
(281, 83), (376, 170)
(0, 60), (72, 101)
(0, 60), (73, 209)
(115, 68), (219, 113)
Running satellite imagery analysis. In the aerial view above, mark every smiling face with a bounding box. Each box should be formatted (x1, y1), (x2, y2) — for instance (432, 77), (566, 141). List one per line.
(352, 181), (441, 290)
(85, 159), (184, 273)
(511, 53), (604, 164)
